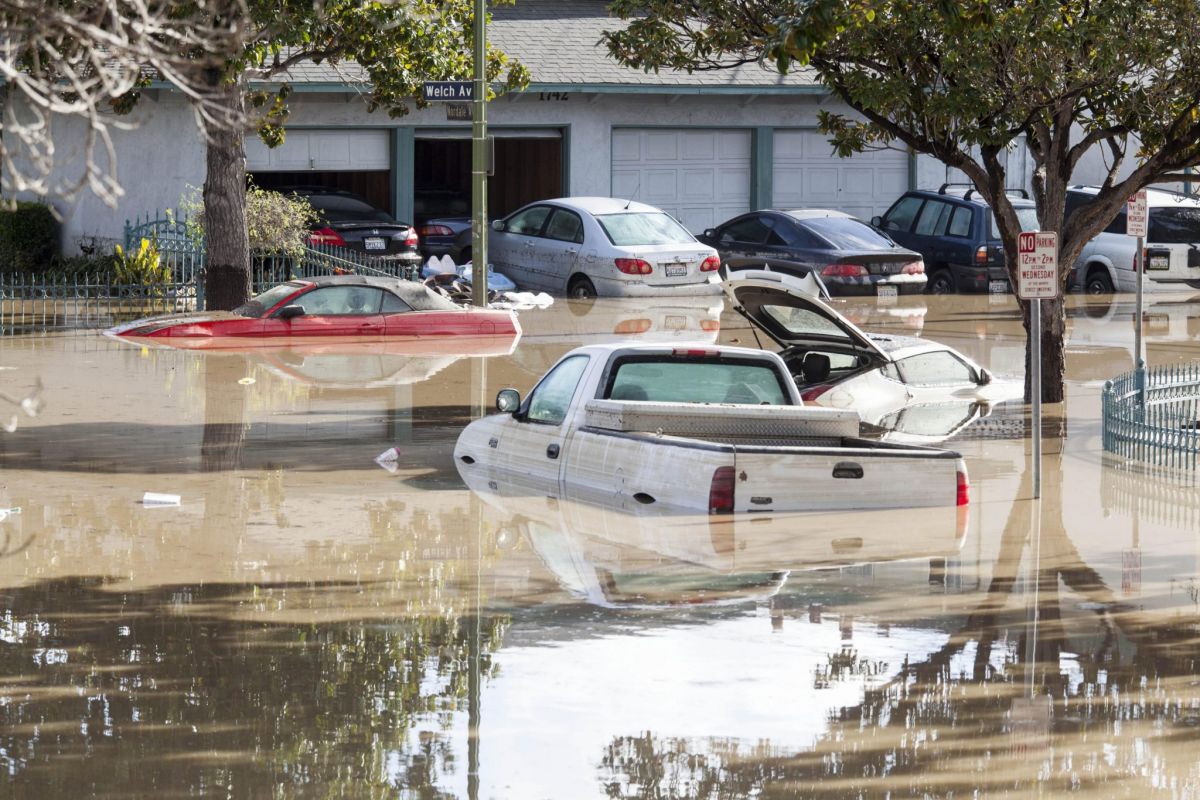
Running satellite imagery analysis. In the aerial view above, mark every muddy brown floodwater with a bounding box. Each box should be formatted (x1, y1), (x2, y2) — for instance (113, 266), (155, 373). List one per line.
(2, 290), (1200, 798)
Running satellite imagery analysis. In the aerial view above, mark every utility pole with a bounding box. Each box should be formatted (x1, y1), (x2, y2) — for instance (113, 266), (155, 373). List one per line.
(470, 0), (489, 307)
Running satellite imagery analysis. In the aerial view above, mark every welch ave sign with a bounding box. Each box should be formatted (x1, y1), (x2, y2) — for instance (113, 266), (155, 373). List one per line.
(423, 81), (474, 102)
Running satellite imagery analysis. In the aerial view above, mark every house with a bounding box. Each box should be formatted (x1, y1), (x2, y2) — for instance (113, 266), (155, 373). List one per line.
(17, 0), (1026, 252)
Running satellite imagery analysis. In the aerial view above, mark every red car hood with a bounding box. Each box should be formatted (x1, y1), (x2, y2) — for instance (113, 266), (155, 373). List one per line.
(107, 311), (245, 336)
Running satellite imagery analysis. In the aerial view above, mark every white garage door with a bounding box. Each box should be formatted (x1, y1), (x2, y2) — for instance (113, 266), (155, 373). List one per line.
(611, 129), (751, 233)
(772, 130), (908, 219)
(245, 129), (389, 171)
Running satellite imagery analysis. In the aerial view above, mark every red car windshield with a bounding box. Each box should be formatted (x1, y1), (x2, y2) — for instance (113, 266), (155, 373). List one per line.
(234, 283), (306, 318)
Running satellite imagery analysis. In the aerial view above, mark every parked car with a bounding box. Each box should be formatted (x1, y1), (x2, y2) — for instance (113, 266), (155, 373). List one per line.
(1066, 186), (1200, 293)
(456, 341), (970, 515)
(697, 209), (926, 296)
(488, 197), (722, 298)
(723, 270), (1020, 429)
(874, 184), (1040, 294)
(282, 187), (422, 268)
(417, 216), (472, 262)
(107, 275), (519, 343)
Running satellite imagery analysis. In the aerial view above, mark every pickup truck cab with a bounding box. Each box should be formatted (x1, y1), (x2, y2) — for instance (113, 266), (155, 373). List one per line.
(454, 342), (970, 515)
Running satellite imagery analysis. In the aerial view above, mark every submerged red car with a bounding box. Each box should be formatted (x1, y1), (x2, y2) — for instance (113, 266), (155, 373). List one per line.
(109, 275), (521, 346)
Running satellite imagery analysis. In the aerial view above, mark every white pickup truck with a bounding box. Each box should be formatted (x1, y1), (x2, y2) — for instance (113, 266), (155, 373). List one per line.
(454, 343), (969, 515)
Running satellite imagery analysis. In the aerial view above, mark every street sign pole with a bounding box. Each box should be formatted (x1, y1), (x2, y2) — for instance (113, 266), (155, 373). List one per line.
(1127, 190), (1148, 403)
(1017, 230), (1058, 500)
(470, 0), (488, 308)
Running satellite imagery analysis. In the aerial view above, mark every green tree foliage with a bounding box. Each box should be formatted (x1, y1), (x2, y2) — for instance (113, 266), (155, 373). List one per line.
(171, 0), (529, 309)
(604, 0), (1200, 401)
(180, 184), (317, 259)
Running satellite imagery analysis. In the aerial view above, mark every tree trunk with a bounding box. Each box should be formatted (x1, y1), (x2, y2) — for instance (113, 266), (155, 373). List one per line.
(1019, 294), (1068, 404)
(202, 81), (251, 311)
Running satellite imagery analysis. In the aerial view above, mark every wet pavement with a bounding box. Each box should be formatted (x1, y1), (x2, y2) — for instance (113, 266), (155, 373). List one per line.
(2, 290), (1200, 797)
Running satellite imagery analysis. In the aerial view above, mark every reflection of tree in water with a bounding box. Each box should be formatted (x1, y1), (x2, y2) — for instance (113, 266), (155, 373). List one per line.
(597, 457), (1200, 798)
(0, 578), (507, 796)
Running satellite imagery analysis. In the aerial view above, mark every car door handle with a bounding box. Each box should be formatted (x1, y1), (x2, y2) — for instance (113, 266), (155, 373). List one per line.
(546, 443), (560, 459)
(832, 462), (864, 479)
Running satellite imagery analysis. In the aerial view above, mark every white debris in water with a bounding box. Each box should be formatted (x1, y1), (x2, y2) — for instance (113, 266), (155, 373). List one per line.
(142, 492), (181, 507)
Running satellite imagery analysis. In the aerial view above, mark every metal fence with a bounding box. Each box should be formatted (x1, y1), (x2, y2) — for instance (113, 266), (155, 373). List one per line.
(1102, 363), (1200, 470)
(1, 211), (418, 334)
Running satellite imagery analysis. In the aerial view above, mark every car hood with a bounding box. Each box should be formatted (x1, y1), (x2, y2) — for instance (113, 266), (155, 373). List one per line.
(722, 270), (889, 359)
(106, 311), (245, 336)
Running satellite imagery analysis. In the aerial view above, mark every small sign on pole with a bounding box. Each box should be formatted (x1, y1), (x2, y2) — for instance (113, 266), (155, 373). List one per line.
(423, 81), (474, 102)
(1016, 231), (1059, 300)
(1127, 190), (1148, 237)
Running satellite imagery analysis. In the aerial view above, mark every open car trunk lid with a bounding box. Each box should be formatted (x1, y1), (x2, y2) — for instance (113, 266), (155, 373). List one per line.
(722, 270), (891, 361)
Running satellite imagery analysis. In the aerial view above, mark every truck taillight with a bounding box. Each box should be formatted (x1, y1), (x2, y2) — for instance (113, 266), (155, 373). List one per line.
(614, 318), (652, 334)
(800, 384), (832, 401)
(615, 258), (653, 275)
(902, 260), (925, 275)
(956, 467), (970, 507)
(404, 229), (419, 247)
(709, 466), (735, 514)
(974, 246), (988, 265)
(309, 227), (345, 246)
(672, 347), (720, 357)
(821, 263), (868, 278)
(699, 255), (721, 272)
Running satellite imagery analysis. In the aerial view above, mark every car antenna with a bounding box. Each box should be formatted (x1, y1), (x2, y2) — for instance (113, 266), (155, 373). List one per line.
(624, 181), (640, 210)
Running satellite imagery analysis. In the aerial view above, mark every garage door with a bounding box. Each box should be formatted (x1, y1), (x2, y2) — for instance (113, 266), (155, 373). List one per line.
(611, 129), (751, 233)
(245, 129), (389, 171)
(772, 130), (908, 219)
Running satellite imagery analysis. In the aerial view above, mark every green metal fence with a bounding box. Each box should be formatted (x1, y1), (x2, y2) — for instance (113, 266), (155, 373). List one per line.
(0, 212), (419, 334)
(1102, 363), (1200, 470)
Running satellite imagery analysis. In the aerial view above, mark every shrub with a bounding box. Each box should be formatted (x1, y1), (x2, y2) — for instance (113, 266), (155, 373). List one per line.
(113, 238), (170, 285)
(0, 202), (59, 272)
(179, 183), (316, 260)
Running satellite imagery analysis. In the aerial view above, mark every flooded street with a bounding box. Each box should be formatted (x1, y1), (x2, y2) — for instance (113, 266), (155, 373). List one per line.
(3, 291), (1200, 797)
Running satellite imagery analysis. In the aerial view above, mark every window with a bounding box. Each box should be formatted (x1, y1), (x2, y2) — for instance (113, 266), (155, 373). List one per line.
(946, 206), (973, 238)
(881, 196), (924, 233)
(526, 355), (590, 425)
(381, 292), (412, 313)
(291, 286), (383, 316)
(914, 200), (953, 236)
(778, 222), (823, 249)
(234, 282), (306, 318)
(1148, 206), (1200, 244)
(544, 209), (585, 243)
(305, 193), (393, 223)
(606, 357), (789, 405)
(802, 217), (897, 249)
(896, 351), (977, 386)
(597, 212), (695, 246)
(720, 215), (773, 245)
(505, 206), (552, 236)
(760, 304), (845, 339)
(989, 207), (1040, 238)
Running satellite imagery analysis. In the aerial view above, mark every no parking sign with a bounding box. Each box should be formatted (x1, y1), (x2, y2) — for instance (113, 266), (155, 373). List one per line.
(1017, 231), (1059, 300)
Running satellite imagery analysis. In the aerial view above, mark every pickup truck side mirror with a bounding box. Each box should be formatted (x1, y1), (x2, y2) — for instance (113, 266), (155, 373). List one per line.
(870, 215), (883, 228)
(496, 388), (521, 413)
(277, 304), (306, 320)
(491, 219), (505, 232)
(977, 368), (992, 386)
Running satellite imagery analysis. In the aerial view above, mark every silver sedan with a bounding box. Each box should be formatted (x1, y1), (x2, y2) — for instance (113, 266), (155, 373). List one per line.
(488, 197), (723, 298)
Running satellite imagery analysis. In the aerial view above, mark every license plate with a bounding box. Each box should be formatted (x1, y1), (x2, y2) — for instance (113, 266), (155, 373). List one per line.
(664, 315), (686, 330)
(989, 280), (1008, 293)
(664, 263), (687, 278)
(364, 237), (386, 251)
(876, 284), (898, 301)
(1148, 256), (1170, 270)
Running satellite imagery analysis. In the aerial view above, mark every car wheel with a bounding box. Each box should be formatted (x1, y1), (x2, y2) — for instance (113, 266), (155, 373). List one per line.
(1085, 269), (1114, 295)
(567, 275), (597, 299)
(926, 269), (955, 295)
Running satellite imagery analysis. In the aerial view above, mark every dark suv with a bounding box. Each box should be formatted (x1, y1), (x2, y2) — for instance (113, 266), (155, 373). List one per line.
(873, 185), (1040, 294)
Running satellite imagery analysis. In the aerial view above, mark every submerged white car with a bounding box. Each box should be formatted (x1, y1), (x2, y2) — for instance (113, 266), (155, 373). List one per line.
(724, 270), (1022, 435)
(488, 197), (722, 298)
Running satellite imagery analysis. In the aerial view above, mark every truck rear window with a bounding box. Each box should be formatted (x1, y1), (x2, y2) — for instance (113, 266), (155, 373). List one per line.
(605, 357), (790, 405)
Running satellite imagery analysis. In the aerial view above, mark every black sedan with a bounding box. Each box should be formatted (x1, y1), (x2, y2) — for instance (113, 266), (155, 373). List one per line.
(284, 188), (422, 268)
(698, 209), (927, 296)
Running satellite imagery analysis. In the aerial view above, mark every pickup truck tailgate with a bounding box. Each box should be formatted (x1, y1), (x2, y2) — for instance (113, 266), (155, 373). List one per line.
(732, 441), (964, 512)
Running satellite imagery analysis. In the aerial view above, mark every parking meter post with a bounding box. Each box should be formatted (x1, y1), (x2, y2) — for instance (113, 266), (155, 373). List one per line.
(470, 0), (488, 308)
(1032, 297), (1042, 499)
